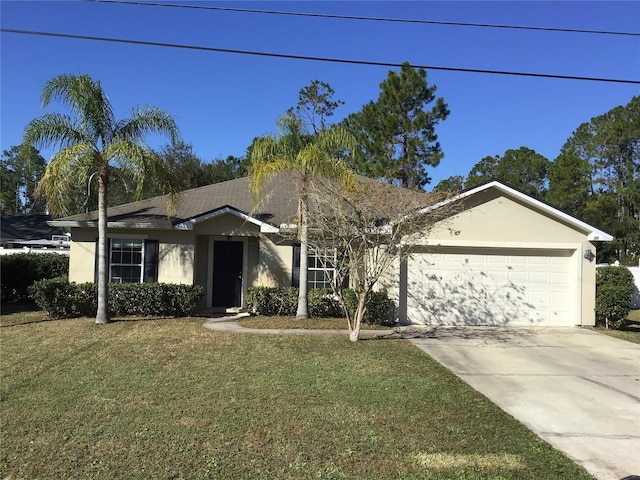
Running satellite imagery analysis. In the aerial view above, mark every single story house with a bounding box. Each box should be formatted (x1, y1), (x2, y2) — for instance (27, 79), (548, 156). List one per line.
(49, 176), (612, 326)
(1, 214), (70, 254)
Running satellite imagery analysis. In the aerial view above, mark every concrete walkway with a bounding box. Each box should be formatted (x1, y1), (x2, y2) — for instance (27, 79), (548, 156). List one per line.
(203, 317), (640, 480)
(202, 314), (391, 338)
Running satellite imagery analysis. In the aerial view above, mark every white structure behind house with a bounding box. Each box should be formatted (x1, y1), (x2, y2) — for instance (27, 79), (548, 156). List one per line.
(628, 264), (640, 309)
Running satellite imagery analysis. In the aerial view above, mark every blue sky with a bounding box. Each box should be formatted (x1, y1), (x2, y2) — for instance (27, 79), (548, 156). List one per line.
(1, 1), (639, 189)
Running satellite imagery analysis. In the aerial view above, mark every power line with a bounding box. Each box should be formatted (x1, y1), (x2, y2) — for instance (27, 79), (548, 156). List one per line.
(87, 0), (640, 37)
(2, 28), (639, 85)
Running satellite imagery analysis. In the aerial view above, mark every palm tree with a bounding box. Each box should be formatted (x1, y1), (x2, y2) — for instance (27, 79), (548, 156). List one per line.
(249, 113), (356, 319)
(22, 73), (180, 324)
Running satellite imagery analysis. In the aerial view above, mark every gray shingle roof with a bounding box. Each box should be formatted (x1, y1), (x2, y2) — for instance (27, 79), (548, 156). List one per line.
(55, 175), (300, 229)
(1, 214), (65, 241)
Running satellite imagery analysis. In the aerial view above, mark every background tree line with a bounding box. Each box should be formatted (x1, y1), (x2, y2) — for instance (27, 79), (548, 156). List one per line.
(9, 66), (637, 264)
(433, 96), (639, 264)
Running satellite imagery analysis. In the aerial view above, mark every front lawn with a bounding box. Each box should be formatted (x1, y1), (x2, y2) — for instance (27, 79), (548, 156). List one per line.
(597, 309), (640, 344)
(1, 310), (593, 479)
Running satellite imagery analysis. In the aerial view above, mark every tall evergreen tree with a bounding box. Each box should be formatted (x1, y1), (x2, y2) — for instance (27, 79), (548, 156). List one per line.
(547, 96), (639, 263)
(343, 62), (449, 190)
(0, 145), (47, 214)
(465, 147), (550, 198)
(432, 175), (465, 193)
(546, 152), (592, 216)
(291, 80), (344, 134)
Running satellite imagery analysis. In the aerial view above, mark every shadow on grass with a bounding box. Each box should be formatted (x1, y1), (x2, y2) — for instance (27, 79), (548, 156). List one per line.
(1, 301), (41, 314)
(620, 319), (640, 332)
(0, 302), (185, 327)
(0, 302), (52, 327)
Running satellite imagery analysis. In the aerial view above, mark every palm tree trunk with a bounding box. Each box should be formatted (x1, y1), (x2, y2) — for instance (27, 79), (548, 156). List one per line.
(296, 194), (309, 319)
(95, 169), (110, 324)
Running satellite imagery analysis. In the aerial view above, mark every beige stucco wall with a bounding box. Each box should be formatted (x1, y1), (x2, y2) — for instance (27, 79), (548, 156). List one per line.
(386, 191), (599, 326)
(67, 214), (295, 311)
(193, 214), (261, 237)
(156, 230), (195, 284)
(67, 227), (194, 285)
(68, 228), (98, 283)
(257, 235), (293, 287)
(421, 190), (592, 245)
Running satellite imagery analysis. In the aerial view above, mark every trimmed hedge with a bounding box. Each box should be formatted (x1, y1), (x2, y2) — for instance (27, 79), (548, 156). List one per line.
(343, 289), (397, 326)
(29, 278), (203, 319)
(1, 253), (69, 302)
(595, 266), (635, 330)
(245, 286), (396, 325)
(244, 287), (343, 318)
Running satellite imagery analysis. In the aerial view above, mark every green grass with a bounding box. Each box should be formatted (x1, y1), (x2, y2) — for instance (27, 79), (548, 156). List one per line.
(1, 309), (593, 479)
(238, 316), (391, 330)
(597, 309), (640, 344)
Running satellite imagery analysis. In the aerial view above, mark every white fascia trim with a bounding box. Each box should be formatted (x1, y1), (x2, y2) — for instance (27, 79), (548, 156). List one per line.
(174, 206), (279, 233)
(422, 181), (614, 242)
(48, 220), (171, 229)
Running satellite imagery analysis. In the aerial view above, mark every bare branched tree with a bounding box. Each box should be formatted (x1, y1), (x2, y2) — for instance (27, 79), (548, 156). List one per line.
(306, 178), (460, 341)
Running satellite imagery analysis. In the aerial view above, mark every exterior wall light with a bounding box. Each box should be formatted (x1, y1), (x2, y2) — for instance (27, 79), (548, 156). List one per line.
(583, 248), (595, 262)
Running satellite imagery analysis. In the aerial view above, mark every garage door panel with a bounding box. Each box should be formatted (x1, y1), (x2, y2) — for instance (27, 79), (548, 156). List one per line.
(407, 248), (576, 327)
(508, 271), (527, 284)
(529, 272), (548, 284)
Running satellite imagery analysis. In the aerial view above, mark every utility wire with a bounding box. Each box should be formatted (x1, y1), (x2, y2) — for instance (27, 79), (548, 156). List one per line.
(2, 28), (639, 85)
(87, 0), (640, 37)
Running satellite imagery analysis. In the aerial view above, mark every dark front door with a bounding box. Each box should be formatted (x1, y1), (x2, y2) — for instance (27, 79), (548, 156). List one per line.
(212, 241), (243, 307)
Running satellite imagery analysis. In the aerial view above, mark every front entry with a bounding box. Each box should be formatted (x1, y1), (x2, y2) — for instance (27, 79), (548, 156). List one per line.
(212, 241), (244, 307)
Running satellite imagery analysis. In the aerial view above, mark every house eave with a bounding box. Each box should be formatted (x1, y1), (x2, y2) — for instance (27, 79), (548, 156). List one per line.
(48, 220), (173, 230)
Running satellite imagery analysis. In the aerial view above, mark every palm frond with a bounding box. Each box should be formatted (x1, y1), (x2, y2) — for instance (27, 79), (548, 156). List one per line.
(116, 106), (180, 145)
(22, 114), (88, 151)
(37, 143), (97, 217)
(41, 74), (115, 144)
(108, 140), (181, 216)
(248, 117), (357, 197)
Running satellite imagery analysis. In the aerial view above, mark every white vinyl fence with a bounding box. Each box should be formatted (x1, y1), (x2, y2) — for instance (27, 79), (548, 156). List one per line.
(629, 265), (640, 309)
(0, 247), (69, 256)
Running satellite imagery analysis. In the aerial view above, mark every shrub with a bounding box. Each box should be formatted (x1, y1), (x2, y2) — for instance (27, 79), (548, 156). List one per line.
(29, 276), (91, 318)
(1, 253), (69, 302)
(247, 287), (342, 317)
(246, 287), (298, 316)
(343, 288), (397, 326)
(29, 279), (203, 319)
(246, 286), (395, 324)
(308, 289), (344, 318)
(595, 266), (635, 330)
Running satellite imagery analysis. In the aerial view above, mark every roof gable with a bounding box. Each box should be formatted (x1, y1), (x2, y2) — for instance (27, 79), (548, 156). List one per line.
(174, 205), (279, 233)
(426, 181), (612, 242)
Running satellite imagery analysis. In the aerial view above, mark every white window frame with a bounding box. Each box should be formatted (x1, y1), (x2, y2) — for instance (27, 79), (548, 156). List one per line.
(293, 245), (337, 289)
(109, 236), (145, 284)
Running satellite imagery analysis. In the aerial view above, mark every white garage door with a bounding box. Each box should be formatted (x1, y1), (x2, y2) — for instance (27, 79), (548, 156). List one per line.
(406, 247), (577, 326)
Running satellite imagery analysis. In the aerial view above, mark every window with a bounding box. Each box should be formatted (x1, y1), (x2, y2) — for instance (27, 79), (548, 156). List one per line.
(292, 245), (336, 289)
(94, 238), (159, 284)
(110, 238), (144, 283)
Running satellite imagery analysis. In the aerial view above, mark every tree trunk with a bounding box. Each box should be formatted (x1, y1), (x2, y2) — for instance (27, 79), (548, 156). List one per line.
(296, 194), (309, 319)
(95, 168), (110, 324)
(349, 292), (368, 342)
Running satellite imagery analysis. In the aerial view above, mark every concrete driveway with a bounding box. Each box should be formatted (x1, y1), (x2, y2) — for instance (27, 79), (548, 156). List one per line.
(407, 326), (640, 480)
